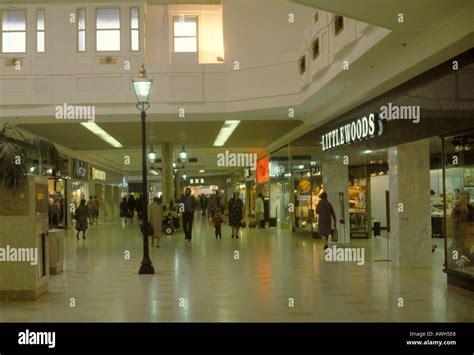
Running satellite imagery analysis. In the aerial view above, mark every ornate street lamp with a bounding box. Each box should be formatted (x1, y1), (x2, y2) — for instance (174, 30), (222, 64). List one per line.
(132, 64), (154, 275)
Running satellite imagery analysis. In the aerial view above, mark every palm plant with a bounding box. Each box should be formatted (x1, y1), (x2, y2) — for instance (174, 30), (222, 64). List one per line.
(0, 123), (61, 192)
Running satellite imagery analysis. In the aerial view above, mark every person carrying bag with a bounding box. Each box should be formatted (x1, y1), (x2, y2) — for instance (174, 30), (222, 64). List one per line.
(316, 192), (337, 250)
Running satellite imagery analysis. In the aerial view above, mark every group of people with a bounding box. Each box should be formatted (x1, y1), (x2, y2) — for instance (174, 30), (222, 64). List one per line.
(195, 192), (224, 219)
(177, 189), (245, 241)
(73, 195), (100, 240)
(73, 188), (338, 251)
(119, 194), (145, 223)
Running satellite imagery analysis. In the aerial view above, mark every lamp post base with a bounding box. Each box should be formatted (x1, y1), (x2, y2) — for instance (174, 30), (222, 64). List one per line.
(138, 260), (155, 274)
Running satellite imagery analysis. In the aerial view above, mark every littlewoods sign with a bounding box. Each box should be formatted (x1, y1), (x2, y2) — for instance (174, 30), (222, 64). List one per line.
(321, 113), (383, 151)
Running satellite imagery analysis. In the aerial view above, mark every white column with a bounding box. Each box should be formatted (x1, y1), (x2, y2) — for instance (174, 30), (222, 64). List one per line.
(161, 143), (174, 205)
(388, 139), (432, 268)
(322, 160), (350, 244)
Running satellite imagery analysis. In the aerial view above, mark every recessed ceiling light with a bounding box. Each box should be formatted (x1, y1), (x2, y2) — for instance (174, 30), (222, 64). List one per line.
(80, 122), (123, 148)
(213, 120), (240, 147)
(199, 170), (205, 173)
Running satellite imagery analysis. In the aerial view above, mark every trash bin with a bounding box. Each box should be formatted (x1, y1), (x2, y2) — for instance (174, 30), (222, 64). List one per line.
(373, 220), (381, 237)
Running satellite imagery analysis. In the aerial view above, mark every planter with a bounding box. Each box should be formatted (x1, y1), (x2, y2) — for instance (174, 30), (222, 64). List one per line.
(0, 176), (50, 300)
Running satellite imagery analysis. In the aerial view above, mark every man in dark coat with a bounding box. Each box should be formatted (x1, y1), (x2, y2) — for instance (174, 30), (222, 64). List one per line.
(180, 188), (197, 241)
(316, 192), (337, 249)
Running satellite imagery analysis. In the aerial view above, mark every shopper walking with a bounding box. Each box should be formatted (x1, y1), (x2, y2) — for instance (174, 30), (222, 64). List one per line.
(148, 197), (163, 248)
(93, 195), (100, 225)
(87, 196), (97, 225)
(74, 199), (89, 240)
(127, 194), (136, 219)
(200, 194), (207, 217)
(207, 194), (215, 220)
(213, 210), (224, 239)
(255, 193), (265, 229)
(227, 191), (244, 239)
(136, 194), (143, 220)
(180, 188), (197, 241)
(316, 192), (337, 250)
(120, 197), (129, 225)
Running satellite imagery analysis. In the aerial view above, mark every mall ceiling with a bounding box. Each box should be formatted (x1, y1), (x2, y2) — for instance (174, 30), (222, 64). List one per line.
(268, 0), (474, 152)
(17, 120), (300, 151)
(5, 0), (474, 175)
(0, 0), (220, 3)
(291, 0), (474, 32)
(16, 119), (298, 173)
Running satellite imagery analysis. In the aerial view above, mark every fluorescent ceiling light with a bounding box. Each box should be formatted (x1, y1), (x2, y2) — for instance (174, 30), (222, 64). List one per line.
(80, 122), (123, 148)
(199, 170), (205, 173)
(213, 120), (240, 147)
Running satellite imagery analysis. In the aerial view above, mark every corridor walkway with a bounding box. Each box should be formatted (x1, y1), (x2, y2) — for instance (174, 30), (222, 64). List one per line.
(0, 216), (473, 322)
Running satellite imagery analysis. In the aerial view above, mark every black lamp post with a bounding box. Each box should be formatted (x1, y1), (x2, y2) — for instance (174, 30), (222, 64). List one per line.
(132, 64), (154, 275)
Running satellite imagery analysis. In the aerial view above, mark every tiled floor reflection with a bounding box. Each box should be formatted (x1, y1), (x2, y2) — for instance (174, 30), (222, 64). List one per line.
(0, 215), (473, 322)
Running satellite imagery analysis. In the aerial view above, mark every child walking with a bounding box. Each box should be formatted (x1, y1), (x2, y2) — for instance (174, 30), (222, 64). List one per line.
(213, 210), (224, 239)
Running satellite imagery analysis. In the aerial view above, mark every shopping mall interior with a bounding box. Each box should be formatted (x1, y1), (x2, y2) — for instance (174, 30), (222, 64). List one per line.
(0, 0), (473, 322)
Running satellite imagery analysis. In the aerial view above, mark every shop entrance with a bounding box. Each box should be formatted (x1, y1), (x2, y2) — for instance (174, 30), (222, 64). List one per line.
(48, 178), (67, 229)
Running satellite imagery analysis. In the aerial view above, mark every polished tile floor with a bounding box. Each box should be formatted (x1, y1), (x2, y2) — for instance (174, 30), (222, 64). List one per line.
(0, 215), (473, 322)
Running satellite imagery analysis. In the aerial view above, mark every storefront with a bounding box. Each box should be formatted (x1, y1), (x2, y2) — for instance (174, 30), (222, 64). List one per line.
(269, 146), (291, 229)
(44, 156), (70, 229)
(70, 159), (89, 225)
(441, 130), (474, 290)
(244, 167), (256, 218)
(287, 48), (474, 290)
(293, 162), (323, 236)
(256, 156), (270, 226)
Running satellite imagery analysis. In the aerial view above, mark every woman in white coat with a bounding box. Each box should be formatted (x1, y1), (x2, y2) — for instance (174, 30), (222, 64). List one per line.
(148, 197), (163, 248)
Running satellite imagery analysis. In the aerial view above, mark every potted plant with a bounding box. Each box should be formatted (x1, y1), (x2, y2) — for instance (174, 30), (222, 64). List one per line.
(0, 123), (61, 191)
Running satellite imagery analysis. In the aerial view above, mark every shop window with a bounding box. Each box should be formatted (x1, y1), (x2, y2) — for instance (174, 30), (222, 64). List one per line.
(442, 132), (474, 280)
(77, 8), (86, 52)
(36, 10), (45, 53)
(298, 54), (306, 75)
(1, 10), (26, 53)
(335, 15), (344, 36)
(294, 167), (323, 236)
(96, 8), (121, 51)
(312, 37), (319, 60)
(349, 166), (369, 238)
(130, 7), (139, 51)
(173, 15), (198, 53)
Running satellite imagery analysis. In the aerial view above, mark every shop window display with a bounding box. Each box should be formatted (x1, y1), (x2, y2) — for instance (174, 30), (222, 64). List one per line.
(443, 132), (474, 279)
(349, 166), (369, 238)
(294, 173), (323, 235)
(269, 146), (291, 228)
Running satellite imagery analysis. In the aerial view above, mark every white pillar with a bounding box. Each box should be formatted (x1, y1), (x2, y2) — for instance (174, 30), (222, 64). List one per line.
(322, 160), (350, 244)
(388, 139), (432, 268)
(161, 143), (174, 205)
